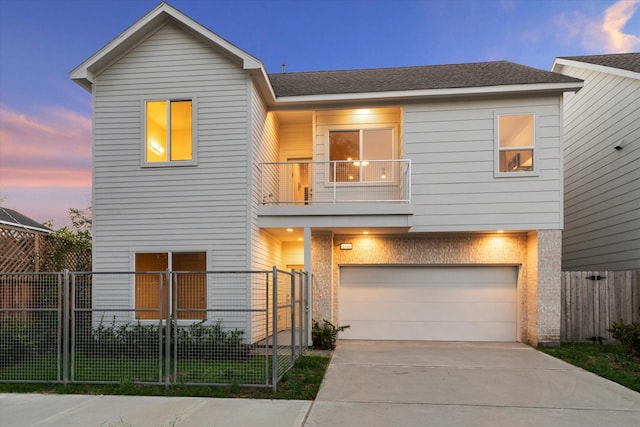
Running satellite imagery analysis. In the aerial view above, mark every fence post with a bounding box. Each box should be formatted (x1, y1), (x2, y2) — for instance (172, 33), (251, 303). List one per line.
(265, 271), (270, 385)
(62, 270), (69, 384)
(306, 272), (312, 348)
(272, 266), (278, 392)
(165, 270), (171, 389)
(290, 269), (296, 363)
(298, 271), (304, 354)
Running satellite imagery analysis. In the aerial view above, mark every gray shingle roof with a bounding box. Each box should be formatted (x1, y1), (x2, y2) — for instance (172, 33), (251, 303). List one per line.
(558, 53), (640, 73)
(268, 60), (581, 97)
(0, 207), (51, 233)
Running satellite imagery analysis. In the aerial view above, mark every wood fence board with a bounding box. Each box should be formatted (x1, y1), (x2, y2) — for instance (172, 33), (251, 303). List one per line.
(561, 270), (640, 343)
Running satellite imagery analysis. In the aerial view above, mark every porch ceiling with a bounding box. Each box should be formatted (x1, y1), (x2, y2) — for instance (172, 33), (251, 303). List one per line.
(275, 110), (312, 125)
(265, 226), (412, 242)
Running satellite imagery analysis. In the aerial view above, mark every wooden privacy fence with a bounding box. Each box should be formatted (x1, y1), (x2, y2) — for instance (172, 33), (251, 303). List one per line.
(0, 224), (91, 273)
(561, 270), (640, 343)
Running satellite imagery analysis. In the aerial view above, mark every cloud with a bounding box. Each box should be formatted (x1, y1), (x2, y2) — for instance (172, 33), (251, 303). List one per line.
(0, 105), (91, 227)
(0, 105), (91, 187)
(554, 0), (640, 53)
(600, 0), (640, 51)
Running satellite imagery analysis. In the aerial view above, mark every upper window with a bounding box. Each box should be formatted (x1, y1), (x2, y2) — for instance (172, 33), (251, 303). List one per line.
(145, 100), (193, 163)
(329, 128), (393, 182)
(496, 114), (535, 175)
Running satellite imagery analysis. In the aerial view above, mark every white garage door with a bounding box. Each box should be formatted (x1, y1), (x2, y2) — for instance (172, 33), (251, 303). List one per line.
(339, 266), (517, 342)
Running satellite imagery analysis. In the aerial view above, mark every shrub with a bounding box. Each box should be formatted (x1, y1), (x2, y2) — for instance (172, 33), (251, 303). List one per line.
(175, 319), (249, 361)
(81, 317), (249, 361)
(0, 317), (40, 367)
(79, 316), (159, 358)
(312, 319), (350, 350)
(608, 312), (640, 357)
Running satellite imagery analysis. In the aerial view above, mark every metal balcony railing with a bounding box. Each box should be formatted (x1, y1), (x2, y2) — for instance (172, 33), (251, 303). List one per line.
(260, 160), (411, 205)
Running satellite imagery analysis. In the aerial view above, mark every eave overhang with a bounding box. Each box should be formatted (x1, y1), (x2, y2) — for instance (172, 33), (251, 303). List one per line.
(269, 81), (584, 109)
(552, 58), (640, 80)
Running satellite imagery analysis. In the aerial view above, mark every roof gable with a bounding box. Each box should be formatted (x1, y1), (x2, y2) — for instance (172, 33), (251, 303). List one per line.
(553, 53), (640, 79)
(70, 2), (269, 93)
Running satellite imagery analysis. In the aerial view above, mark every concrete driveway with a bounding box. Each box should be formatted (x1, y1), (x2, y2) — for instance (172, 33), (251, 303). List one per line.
(304, 340), (640, 427)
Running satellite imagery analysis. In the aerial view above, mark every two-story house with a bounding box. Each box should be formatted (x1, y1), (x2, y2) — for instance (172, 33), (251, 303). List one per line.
(552, 53), (640, 271)
(71, 3), (582, 346)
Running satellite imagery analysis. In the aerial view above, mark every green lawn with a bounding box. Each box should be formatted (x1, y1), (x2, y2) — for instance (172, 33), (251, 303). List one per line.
(539, 343), (640, 392)
(0, 354), (331, 400)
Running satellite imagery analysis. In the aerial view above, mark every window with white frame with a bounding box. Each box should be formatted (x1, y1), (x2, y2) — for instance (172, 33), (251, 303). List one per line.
(329, 128), (394, 182)
(145, 99), (193, 164)
(496, 113), (535, 175)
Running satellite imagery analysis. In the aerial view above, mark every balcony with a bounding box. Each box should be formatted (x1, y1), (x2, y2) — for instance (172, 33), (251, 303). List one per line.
(260, 160), (411, 205)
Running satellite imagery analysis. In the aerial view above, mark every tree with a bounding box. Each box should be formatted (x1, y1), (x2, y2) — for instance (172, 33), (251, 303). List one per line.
(43, 206), (92, 271)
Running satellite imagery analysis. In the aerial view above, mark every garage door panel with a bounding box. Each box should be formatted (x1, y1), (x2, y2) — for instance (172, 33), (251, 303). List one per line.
(341, 285), (514, 303)
(340, 320), (516, 342)
(343, 265), (516, 284)
(342, 301), (515, 322)
(339, 266), (517, 342)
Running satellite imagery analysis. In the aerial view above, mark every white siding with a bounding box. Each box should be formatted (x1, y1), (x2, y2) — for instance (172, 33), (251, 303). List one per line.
(249, 84), (282, 271)
(558, 64), (640, 270)
(248, 82), (284, 342)
(403, 96), (564, 231)
(279, 123), (312, 161)
(91, 23), (252, 326)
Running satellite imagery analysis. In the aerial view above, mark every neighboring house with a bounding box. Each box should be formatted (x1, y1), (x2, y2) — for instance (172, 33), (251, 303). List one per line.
(552, 53), (640, 271)
(0, 206), (51, 272)
(71, 3), (582, 346)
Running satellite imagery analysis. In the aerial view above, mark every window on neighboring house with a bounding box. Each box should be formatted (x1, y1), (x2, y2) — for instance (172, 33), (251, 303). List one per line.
(496, 114), (535, 175)
(329, 128), (393, 182)
(145, 100), (193, 163)
(135, 251), (206, 320)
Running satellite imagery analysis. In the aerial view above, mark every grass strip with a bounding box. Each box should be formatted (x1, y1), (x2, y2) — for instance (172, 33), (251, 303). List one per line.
(0, 354), (330, 400)
(539, 343), (640, 392)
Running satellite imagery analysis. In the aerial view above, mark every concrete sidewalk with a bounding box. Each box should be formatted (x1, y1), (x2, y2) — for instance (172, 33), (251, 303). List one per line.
(0, 394), (311, 427)
(2, 341), (640, 426)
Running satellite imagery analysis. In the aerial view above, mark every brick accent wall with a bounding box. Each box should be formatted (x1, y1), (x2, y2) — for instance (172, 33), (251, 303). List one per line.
(527, 232), (539, 345)
(311, 232), (333, 322)
(536, 229), (562, 345)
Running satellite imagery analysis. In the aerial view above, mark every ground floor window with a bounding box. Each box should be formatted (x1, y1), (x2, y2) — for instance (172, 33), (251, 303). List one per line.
(135, 252), (206, 320)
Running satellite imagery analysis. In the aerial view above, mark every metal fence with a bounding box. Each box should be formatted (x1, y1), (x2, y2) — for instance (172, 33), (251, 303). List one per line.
(0, 268), (309, 391)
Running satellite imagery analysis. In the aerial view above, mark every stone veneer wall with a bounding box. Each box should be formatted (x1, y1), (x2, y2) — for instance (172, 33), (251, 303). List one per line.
(311, 233), (536, 343)
(311, 232), (333, 322)
(536, 229), (562, 345)
(527, 232), (539, 345)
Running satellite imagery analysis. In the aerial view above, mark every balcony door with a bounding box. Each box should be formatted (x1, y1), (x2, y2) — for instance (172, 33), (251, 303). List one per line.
(289, 157), (312, 204)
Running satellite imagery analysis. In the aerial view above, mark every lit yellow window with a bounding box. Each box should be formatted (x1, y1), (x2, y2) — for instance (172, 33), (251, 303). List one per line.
(135, 252), (206, 320)
(498, 114), (534, 173)
(146, 100), (192, 163)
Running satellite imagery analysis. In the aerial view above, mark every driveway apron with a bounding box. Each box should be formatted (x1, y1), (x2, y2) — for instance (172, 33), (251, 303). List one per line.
(304, 341), (640, 427)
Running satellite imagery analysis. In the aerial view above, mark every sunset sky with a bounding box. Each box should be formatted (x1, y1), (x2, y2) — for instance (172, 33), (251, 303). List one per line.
(1, 0), (639, 228)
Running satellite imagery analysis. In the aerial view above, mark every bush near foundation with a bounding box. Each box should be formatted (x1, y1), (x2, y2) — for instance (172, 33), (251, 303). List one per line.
(608, 308), (640, 357)
(312, 319), (350, 350)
